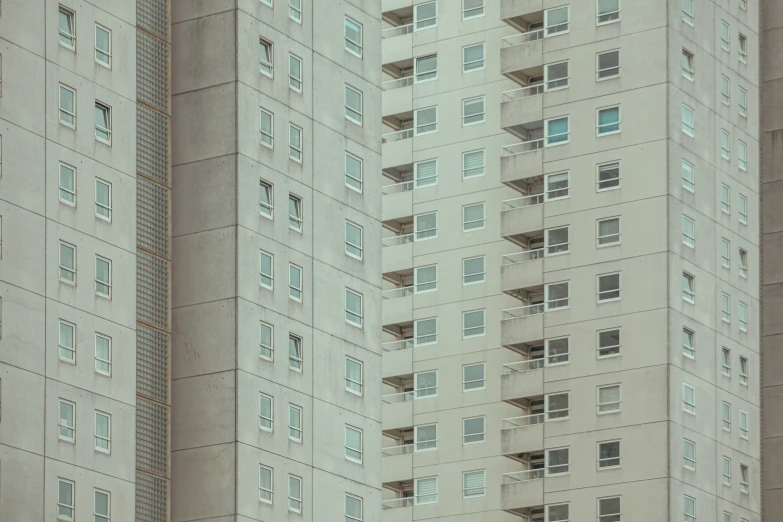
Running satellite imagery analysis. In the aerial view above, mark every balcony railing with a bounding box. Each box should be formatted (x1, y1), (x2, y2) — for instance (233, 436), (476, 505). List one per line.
(502, 249), (545, 265)
(502, 413), (545, 429)
(382, 498), (415, 510)
(502, 359), (545, 374)
(383, 76), (414, 91)
(383, 286), (414, 299)
(502, 84), (544, 102)
(501, 29), (544, 48)
(502, 194), (544, 211)
(383, 128), (414, 144)
(382, 443), (415, 457)
(382, 180), (414, 195)
(382, 23), (414, 39)
(382, 336), (437, 352)
(382, 387), (437, 404)
(502, 139), (544, 156)
(502, 468), (545, 484)
(502, 303), (545, 320)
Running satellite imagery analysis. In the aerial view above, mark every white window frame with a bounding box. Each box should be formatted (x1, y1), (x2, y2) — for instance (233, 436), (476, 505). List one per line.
(721, 401), (730, 431)
(345, 221), (363, 260)
(545, 281), (570, 310)
(682, 49), (695, 81)
(723, 456), (732, 485)
(59, 241), (77, 285)
(545, 391), (570, 420)
(738, 140), (747, 171)
(414, 423), (437, 451)
(682, 0), (694, 25)
(462, 363), (485, 391)
(59, 84), (77, 128)
(95, 256), (112, 299)
(597, 439), (621, 469)
(259, 465), (273, 504)
(721, 21), (731, 52)
(345, 494), (363, 522)
(597, 384), (622, 414)
(288, 194), (302, 232)
(259, 393), (274, 432)
(462, 309), (485, 338)
(683, 439), (696, 470)
(682, 216), (695, 248)
(345, 152), (363, 192)
(414, 265), (437, 294)
(546, 336), (570, 365)
(546, 447), (570, 476)
(415, 370), (438, 399)
(596, 217), (621, 247)
(344, 17), (363, 58)
(682, 103), (695, 137)
(95, 178), (112, 222)
(59, 320), (76, 363)
(739, 301), (748, 332)
(415, 211), (438, 240)
(288, 53), (302, 92)
(544, 60), (569, 91)
(59, 6), (76, 50)
(739, 356), (749, 386)
(722, 292), (731, 323)
(94, 410), (111, 454)
(345, 356), (363, 395)
(597, 272), (621, 302)
(597, 328), (621, 358)
(259, 250), (273, 290)
(462, 256), (485, 285)
(414, 477), (438, 505)
(596, 49), (620, 80)
(722, 347), (732, 376)
(289, 123), (303, 163)
(288, 474), (302, 513)
(682, 159), (695, 192)
(462, 149), (485, 179)
(345, 289), (363, 328)
(544, 6), (570, 36)
(288, 404), (303, 442)
(259, 39), (273, 78)
(545, 171), (569, 201)
(288, 334), (302, 372)
(596, 161), (621, 191)
(739, 86), (747, 117)
(462, 96), (486, 126)
(721, 75), (730, 105)
(288, 0), (302, 23)
(545, 116), (570, 146)
(682, 327), (695, 359)
(739, 33), (747, 63)
(462, 43), (485, 72)
(95, 24), (112, 68)
(721, 238), (731, 268)
(94, 333), (112, 376)
(58, 478), (75, 521)
(288, 263), (303, 302)
(684, 495), (696, 522)
(414, 54), (438, 83)
(345, 84), (363, 125)
(414, 2), (437, 31)
(462, 470), (486, 499)
(345, 425), (363, 463)
(739, 410), (749, 439)
(259, 321), (273, 361)
(721, 183), (731, 214)
(721, 129), (731, 160)
(462, 415), (486, 445)
(682, 383), (695, 414)
(596, 0), (621, 25)
(58, 399), (76, 442)
(545, 226), (570, 255)
(597, 105), (621, 136)
(462, 202), (485, 232)
(59, 162), (77, 206)
(462, 0), (485, 20)
(598, 496), (621, 522)
(259, 108), (274, 148)
(739, 194), (748, 224)
(414, 106), (438, 136)
(740, 464), (749, 493)
(94, 489), (110, 522)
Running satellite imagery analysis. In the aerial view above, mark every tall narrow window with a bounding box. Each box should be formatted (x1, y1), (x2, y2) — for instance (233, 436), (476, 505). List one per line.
(94, 411), (111, 453)
(259, 466), (273, 503)
(463, 0), (484, 19)
(722, 347), (732, 376)
(414, 106), (437, 135)
(345, 289), (363, 327)
(94, 102), (112, 144)
(682, 160), (695, 192)
(738, 140), (747, 171)
(462, 43), (485, 72)
(289, 123), (303, 162)
(59, 7), (76, 49)
(259, 108), (274, 148)
(345, 425), (363, 463)
(722, 401), (731, 431)
(682, 327), (695, 358)
(596, 50), (620, 79)
(95, 179), (111, 221)
(288, 194), (302, 231)
(682, 216), (695, 247)
(721, 184), (730, 214)
(259, 321), (273, 360)
(739, 34), (747, 62)
(346, 494), (363, 522)
(288, 0), (302, 22)
(739, 87), (747, 116)
(59, 162), (77, 206)
(259, 180), (273, 217)
(59, 84), (76, 128)
(345, 85), (363, 125)
(739, 195), (748, 224)
(345, 357), (363, 395)
(95, 256), (111, 298)
(288, 264), (302, 302)
(721, 76), (730, 105)
(59, 242), (77, 284)
(683, 439), (696, 469)
(462, 203), (485, 231)
(58, 479), (75, 520)
(739, 301), (748, 332)
(722, 292), (731, 322)
(739, 410), (749, 438)
(288, 404), (302, 442)
(684, 495), (696, 522)
(462, 150), (485, 178)
(344, 17), (363, 57)
(739, 356), (749, 385)
(740, 464), (749, 493)
(345, 152), (363, 192)
(288, 335), (302, 371)
(95, 334), (111, 375)
(59, 399), (76, 441)
(721, 21), (731, 51)
(259, 250), (273, 290)
(462, 96), (485, 126)
(415, 54), (438, 83)
(288, 54), (302, 92)
(414, 2), (437, 31)
(682, 49), (694, 81)
(721, 130), (730, 160)
(723, 456), (732, 485)
(345, 221), (363, 260)
(682, 0), (694, 24)
(94, 489), (110, 522)
(414, 158), (437, 188)
(597, 0), (620, 24)
(682, 383), (695, 414)
(259, 393), (273, 431)
(59, 320), (76, 362)
(95, 24), (111, 67)
(682, 104), (695, 136)
(721, 238), (731, 268)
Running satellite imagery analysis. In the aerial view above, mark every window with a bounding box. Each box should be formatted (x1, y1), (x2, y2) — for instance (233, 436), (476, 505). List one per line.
(259, 393), (273, 431)
(59, 399), (75, 441)
(739, 356), (748, 385)
(59, 7), (76, 49)
(597, 217), (620, 246)
(739, 246), (748, 276)
(739, 195), (747, 224)
(259, 250), (273, 290)
(288, 335), (302, 371)
(463, 96), (485, 126)
(548, 505), (570, 522)
(545, 226), (569, 255)
(545, 172), (569, 200)
(463, 256), (485, 285)
(739, 34), (747, 62)
(345, 425), (363, 463)
(463, 470), (485, 498)
(597, 384), (621, 413)
(721, 76), (730, 105)
(345, 17), (363, 57)
(94, 411), (111, 453)
(682, 383), (695, 414)
(415, 318), (438, 345)
(681, 49), (694, 81)
(682, 0), (694, 24)
(95, 256), (111, 298)
(722, 347), (732, 376)
(545, 61), (569, 90)
(94, 179), (112, 221)
(59, 242), (76, 284)
(59, 320), (75, 362)
(287, 475), (302, 513)
(739, 301), (748, 332)
(463, 416), (485, 444)
(414, 2), (437, 30)
(545, 6), (569, 35)
(59, 84), (76, 127)
(596, 50), (620, 79)
(415, 212), (437, 241)
(415, 265), (437, 293)
(739, 87), (747, 116)
(259, 109), (274, 149)
(597, 273), (621, 302)
(546, 116), (569, 145)
(414, 106), (437, 135)
(738, 141), (747, 171)
(345, 289), (363, 327)
(547, 281), (570, 309)
(259, 321), (273, 361)
(415, 370), (437, 398)
(684, 496), (696, 522)
(721, 184), (731, 214)
(598, 328), (620, 357)
(259, 39), (273, 78)
(95, 334), (111, 375)
(682, 327), (695, 358)
(259, 466), (273, 503)
(722, 401), (732, 431)
(723, 456), (732, 485)
(463, 0), (484, 19)
(415, 477), (438, 505)
(682, 216), (695, 247)
(415, 423), (437, 451)
(682, 104), (694, 136)
(288, 405), (302, 442)
(722, 292), (731, 322)
(288, 0), (301, 22)
(288, 124), (302, 162)
(597, 161), (620, 190)
(462, 203), (485, 231)
(597, 0), (620, 24)
(288, 264), (302, 301)
(345, 152), (363, 192)
(721, 239), (731, 268)
(346, 494), (363, 522)
(683, 439), (696, 469)
(95, 24), (111, 67)
(462, 150), (484, 178)
(463, 363), (485, 391)
(463, 309), (485, 338)
(721, 21), (731, 51)
(546, 337), (570, 365)
(345, 221), (363, 260)
(598, 497), (621, 522)
(598, 440), (621, 468)
(547, 447), (570, 475)
(739, 410), (749, 439)
(682, 160), (694, 192)
(740, 464), (749, 493)
(415, 54), (437, 83)
(721, 130), (730, 160)
(345, 85), (363, 125)
(58, 162), (77, 206)
(345, 357), (363, 395)
(288, 53), (302, 92)
(94, 489), (110, 522)
(414, 158), (437, 188)
(740, 0), (747, 9)
(463, 43), (484, 72)
(546, 392), (570, 420)
(58, 479), (75, 520)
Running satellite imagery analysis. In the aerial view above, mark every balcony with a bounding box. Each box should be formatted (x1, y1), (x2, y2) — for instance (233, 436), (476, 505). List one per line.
(502, 304), (545, 347)
(501, 85), (544, 137)
(501, 140), (544, 191)
(382, 318), (438, 378)
(382, 284), (414, 326)
(383, 74), (413, 116)
(501, 414), (545, 456)
(501, 469), (544, 514)
(501, 195), (544, 245)
(382, 22), (413, 64)
(501, 0), (544, 31)
(502, 362), (544, 403)
(382, 442), (414, 482)
(502, 247), (544, 294)
(382, 110), (414, 168)
(382, 373), (437, 429)
(501, 30), (543, 84)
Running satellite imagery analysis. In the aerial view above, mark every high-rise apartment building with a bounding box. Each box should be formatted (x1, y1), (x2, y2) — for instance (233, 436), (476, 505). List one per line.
(381, 1), (761, 522)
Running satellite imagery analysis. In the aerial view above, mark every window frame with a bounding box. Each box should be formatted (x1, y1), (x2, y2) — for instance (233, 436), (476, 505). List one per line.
(58, 478), (75, 521)
(739, 86), (747, 117)
(259, 465), (274, 504)
(413, 1), (438, 31)
(596, 49), (620, 80)
(344, 16), (363, 58)
(288, 474), (303, 513)
(288, 334), (302, 372)
(738, 140), (747, 171)
(288, 53), (302, 92)
(682, 216), (695, 248)
(345, 424), (363, 463)
(682, 103), (695, 137)
(462, 95), (486, 126)
(59, 320), (76, 363)
(721, 238), (731, 268)
(58, 162), (77, 206)
(683, 438), (696, 470)
(721, 75), (730, 105)
(414, 476), (438, 505)
(722, 347), (732, 376)
(462, 309), (485, 338)
(723, 455), (732, 485)
(345, 152), (363, 193)
(597, 272), (621, 302)
(682, 327), (695, 359)
(682, 383), (695, 414)
(545, 391), (570, 421)
(345, 288), (364, 328)
(259, 393), (274, 432)
(597, 384), (622, 414)
(722, 401), (732, 432)
(58, 399), (76, 442)
(462, 202), (485, 232)
(95, 255), (112, 299)
(59, 6), (76, 50)
(288, 0), (302, 23)
(722, 292), (731, 323)
(721, 129), (731, 160)
(544, 60), (569, 91)
(462, 42), (485, 72)
(94, 410), (111, 454)
(259, 108), (274, 149)
(545, 115), (570, 146)
(414, 423), (437, 451)
(288, 404), (303, 442)
(288, 263), (303, 302)
(94, 333), (112, 376)
(721, 20), (731, 52)
(596, 0), (621, 25)
(94, 23), (112, 68)
(546, 446), (570, 476)
(345, 494), (363, 522)
(94, 178), (112, 222)
(259, 250), (274, 290)
(738, 194), (748, 224)
(684, 495), (696, 522)
(682, 48), (695, 81)
(345, 84), (363, 125)
(345, 356), (363, 395)
(596, 161), (621, 191)
(94, 489), (111, 522)
(288, 123), (303, 163)
(462, 469), (486, 499)
(546, 280), (570, 310)
(597, 328), (621, 358)
(596, 217), (621, 247)
(544, 6), (570, 36)
(597, 439), (621, 469)
(259, 321), (273, 361)
(345, 220), (363, 260)
(59, 84), (77, 128)
(681, 159), (695, 192)
(462, 362), (486, 392)
(682, 0), (694, 25)
(462, 415), (486, 445)
(59, 241), (77, 285)
(414, 54), (438, 83)
(739, 410), (749, 439)
(545, 171), (570, 201)
(739, 33), (747, 63)
(462, 149), (485, 179)
(739, 356), (749, 386)
(598, 496), (622, 522)
(258, 39), (273, 78)
(739, 301), (748, 332)
(740, 464), (749, 493)
(414, 106), (438, 136)
(462, 255), (485, 285)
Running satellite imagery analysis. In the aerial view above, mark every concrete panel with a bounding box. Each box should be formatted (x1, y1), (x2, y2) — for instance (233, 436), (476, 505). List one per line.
(172, 10), (237, 95)
(0, 363), (45, 455)
(501, 368), (543, 402)
(383, 242), (413, 274)
(383, 84), (413, 117)
(173, 298), (236, 380)
(500, 477), (543, 512)
(501, 148), (542, 186)
(0, 444), (44, 520)
(382, 400), (413, 431)
(501, 0), (543, 21)
(172, 371), (236, 451)
(501, 257), (543, 293)
(501, 94), (543, 132)
(0, 283), (45, 375)
(501, 204), (543, 239)
(0, 39), (46, 135)
(382, 32), (412, 64)
(382, 190), (413, 223)
(172, 227), (236, 309)
(382, 452), (412, 483)
(501, 313), (544, 346)
(172, 83), (237, 167)
(383, 346), (413, 379)
(0, 201), (45, 294)
(382, 136), (414, 169)
(500, 39), (542, 77)
(0, 121), (45, 215)
(172, 444), (237, 522)
(500, 423), (543, 455)
(383, 294), (413, 325)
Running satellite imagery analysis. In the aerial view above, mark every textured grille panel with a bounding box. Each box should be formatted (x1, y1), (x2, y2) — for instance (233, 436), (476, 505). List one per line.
(137, 104), (169, 185)
(137, 251), (169, 330)
(137, 31), (169, 112)
(138, 177), (170, 257)
(137, 398), (169, 475)
(136, 471), (168, 522)
(137, 0), (169, 40)
(137, 325), (169, 403)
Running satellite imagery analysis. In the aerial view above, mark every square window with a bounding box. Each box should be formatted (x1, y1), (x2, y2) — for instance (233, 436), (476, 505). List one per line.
(345, 152), (363, 192)
(683, 439), (696, 469)
(598, 497), (621, 522)
(546, 392), (570, 420)
(597, 217), (620, 246)
(58, 478), (75, 520)
(415, 212), (437, 240)
(415, 477), (438, 505)
(463, 256), (485, 285)
(462, 43), (485, 72)
(597, 273), (621, 302)
(94, 489), (110, 522)
(346, 494), (363, 522)
(545, 226), (569, 255)
(682, 216), (695, 247)
(463, 416), (485, 444)
(59, 7), (76, 49)
(545, 6), (569, 36)
(548, 504), (570, 522)
(59, 241), (77, 284)
(462, 470), (485, 498)
(682, 160), (695, 192)
(462, 150), (485, 178)
(259, 465), (273, 503)
(95, 334), (111, 375)
(598, 328), (620, 358)
(546, 447), (570, 475)
(288, 194), (302, 231)
(59, 162), (76, 206)
(415, 318), (438, 345)
(682, 104), (695, 136)
(546, 281), (570, 310)
(345, 425), (363, 463)
(598, 440), (621, 468)
(546, 336), (570, 365)
(546, 116), (570, 145)
(259, 250), (273, 289)
(94, 103), (112, 144)
(721, 21), (731, 51)
(345, 221), (363, 260)
(596, 50), (620, 79)
(414, 106), (437, 135)
(289, 53), (302, 92)
(95, 256), (111, 299)
(463, 96), (485, 126)
(462, 203), (485, 231)
(414, 265), (437, 293)
(288, 335), (302, 371)
(682, 49), (694, 81)
(259, 321), (273, 360)
(545, 172), (569, 200)
(95, 24), (111, 67)
(59, 320), (76, 362)
(545, 61), (569, 90)
(259, 180), (273, 217)
(345, 356), (363, 395)
(682, 0), (694, 24)
(345, 17), (363, 57)
(288, 0), (302, 22)
(597, 384), (621, 413)
(682, 327), (695, 358)
(289, 123), (303, 162)
(721, 75), (730, 105)
(345, 289), (363, 327)
(597, 0), (620, 24)
(415, 370), (437, 398)
(59, 84), (76, 128)
(463, 0), (484, 19)
(414, 2), (437, 31)
(94, 410), (111, 453)
(289, 264), (302, 302)
(95, 179), (111, 221)
(682, 383), (695, 414)
(415, 423), (437, 451)
(463, 363), (485, 391)
(259, 393), (273, 431)
(345, 85), (363, 125)
(463, 309), (485, 338)
(288, 475), (302, 513)
(260, 108), (274, 148)
(59, 399), (75, 441)
(288, 404), (302, 442)
(415, 54), (438, 83)
(597, 161), (620, 191)
(259, 38), (273, 77)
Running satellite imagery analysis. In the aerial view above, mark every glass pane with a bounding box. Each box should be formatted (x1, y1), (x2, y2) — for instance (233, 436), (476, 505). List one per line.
(96, 27), (110, 51)
(60, 87), (74, 112)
